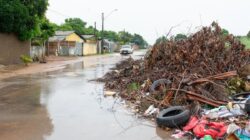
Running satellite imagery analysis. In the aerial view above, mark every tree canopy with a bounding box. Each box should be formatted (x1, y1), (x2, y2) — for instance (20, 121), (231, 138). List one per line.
(131, 34), (147, 47)
(118, 31), (133, 45)
(57, 18), (95, 35)
(56, 18), (147, 47)
(174, 34), (187, 41)
(0, 0), (49, 41)
(155, 36), (168, 45)
(103, 30), (119, 42)
(247, 31), (250, 38)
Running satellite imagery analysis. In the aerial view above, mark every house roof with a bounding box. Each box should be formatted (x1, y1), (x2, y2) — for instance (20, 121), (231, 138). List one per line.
(49, 31), (85, 42)
(81, 35), (95, 39)
(48, 36), (65, 42)
(55, 31), (75, 36)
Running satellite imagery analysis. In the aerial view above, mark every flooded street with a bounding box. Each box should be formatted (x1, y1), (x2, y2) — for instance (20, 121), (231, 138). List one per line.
(0, 51), (172, 140)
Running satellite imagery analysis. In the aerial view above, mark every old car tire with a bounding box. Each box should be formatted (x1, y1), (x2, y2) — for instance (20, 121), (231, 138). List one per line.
(150, 79), (171, 93)
(232, 92), (250, 101)
(245, 99), (250, 113)
(156, 106), (190, 128)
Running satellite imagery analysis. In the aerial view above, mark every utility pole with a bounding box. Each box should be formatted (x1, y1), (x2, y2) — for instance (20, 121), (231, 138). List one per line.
(101, 12), (104, 54)
(94, 22), (96, 37)
(100, 9), (117, 54)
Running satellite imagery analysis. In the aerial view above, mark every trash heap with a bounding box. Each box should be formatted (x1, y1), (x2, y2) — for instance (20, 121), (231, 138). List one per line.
(99, 22), (250, 139)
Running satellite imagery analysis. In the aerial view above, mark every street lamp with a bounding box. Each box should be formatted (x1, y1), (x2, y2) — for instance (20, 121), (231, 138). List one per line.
(101, 9), (118, 54)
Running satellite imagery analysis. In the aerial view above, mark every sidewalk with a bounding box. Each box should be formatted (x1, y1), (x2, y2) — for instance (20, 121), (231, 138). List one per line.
(0, 54), (118, 81)
(0, 56), (83, 80)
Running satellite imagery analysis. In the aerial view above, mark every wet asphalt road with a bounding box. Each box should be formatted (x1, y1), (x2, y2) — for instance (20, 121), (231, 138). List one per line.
(0, 51), (173, 140)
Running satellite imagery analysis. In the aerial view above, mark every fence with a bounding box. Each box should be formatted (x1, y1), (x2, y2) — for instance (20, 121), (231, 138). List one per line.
(30, 46), (45, 60)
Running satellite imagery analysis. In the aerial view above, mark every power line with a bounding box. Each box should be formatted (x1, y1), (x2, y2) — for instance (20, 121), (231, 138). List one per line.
(47, 8), (70, 18)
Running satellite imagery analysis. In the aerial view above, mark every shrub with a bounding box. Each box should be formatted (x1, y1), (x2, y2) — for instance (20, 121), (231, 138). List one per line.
(20, 55), (33, 66)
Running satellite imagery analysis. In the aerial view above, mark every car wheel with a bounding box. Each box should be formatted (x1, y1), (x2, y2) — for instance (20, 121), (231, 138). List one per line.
(156, 106), (190, 128)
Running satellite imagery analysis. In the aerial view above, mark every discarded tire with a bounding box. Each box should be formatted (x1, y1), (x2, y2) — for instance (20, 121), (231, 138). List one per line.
(156, 106), (190, 128)
(232, 92), (250, 101)
(150, 79), (171, 93)
(245, 99), (250, 113)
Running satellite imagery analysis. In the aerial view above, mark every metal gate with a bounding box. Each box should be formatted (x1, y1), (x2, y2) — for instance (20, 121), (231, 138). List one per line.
(75, 42), (83, 56)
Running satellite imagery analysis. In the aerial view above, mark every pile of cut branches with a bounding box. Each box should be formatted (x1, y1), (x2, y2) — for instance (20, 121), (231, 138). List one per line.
(99, 22), (250, 113)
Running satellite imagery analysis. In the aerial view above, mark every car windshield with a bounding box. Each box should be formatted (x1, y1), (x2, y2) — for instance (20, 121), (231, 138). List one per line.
(122, 45), (131, 49)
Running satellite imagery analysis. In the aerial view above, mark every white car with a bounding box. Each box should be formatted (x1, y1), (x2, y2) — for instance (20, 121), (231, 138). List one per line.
(120, 45), (133, 54)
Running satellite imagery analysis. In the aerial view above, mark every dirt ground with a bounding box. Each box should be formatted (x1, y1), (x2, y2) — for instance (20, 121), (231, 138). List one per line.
(0, 56), (83, 80)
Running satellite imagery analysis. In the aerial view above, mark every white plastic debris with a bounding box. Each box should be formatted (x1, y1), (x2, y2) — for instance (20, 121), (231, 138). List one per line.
(227, 123), (240, 134)
(104, 91), (116, 96)
(144, 105), (159, 116)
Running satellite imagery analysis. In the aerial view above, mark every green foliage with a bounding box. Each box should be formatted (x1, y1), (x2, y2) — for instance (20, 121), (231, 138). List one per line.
(56, 18), (147, 46)
(103, 30), (119, 42)
(84, 26), (96, 35)
(240, 36), (250, 49)
(247, 31), (250, 38)
(118, 31), (133, 45)
(102, 31), (147, 47)
(20, 55), (33, 66)
(222, 28), (229, 36)
(32, 18), (55, 46)
(39, 18), (55, 40)
(57, 18), (86, 34)
(131, 34), (147, 48)
(57, 18), (98, 36)
(127, 82), (140, 92)
(57, 24), (73, 31)
(174, 34), (187, 41)
(0, 0), (49, 41)
(155, 36), (168, 45)
(227, 77), (245, 95)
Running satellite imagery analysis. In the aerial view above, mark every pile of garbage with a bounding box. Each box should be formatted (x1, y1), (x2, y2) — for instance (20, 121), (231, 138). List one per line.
(99, 22), (250, 139)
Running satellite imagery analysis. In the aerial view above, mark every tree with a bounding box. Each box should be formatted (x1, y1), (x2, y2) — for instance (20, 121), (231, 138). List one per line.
(58, 18), (86, 34)
(39, 18), (55, 40)
(131, 34), (146, 48)
(57, 24), (73, 31)
(174, 34), (187, 41)
(32, 18), (55, 46)
(0, 0), (49, 41)
(155, 36), (168, 45)
(57, 18), (98, 35)
(247, 31), (250, 38)
(84, 26), (95, 35)
(103, 31), (119, 42)
(118, 31), (133, 45)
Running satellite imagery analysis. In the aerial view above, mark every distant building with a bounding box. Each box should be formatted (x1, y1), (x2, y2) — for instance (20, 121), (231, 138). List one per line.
(103, 39), (119, 53)
(81, 35), (98, 55)
(47, 31), (85, 56)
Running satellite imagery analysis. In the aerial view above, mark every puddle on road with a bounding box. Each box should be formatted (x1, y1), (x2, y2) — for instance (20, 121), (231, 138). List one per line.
(0, 53), (174, 140)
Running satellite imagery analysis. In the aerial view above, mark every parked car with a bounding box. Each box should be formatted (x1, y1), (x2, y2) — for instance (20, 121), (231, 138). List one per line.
(120, 45), (133, 54)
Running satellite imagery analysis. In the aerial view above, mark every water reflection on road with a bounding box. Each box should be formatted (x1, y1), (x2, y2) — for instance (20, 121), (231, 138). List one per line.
(0, 51), (174, 140)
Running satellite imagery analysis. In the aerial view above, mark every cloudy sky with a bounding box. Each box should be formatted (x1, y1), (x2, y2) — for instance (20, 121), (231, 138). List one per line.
(46, 0), (250, 44)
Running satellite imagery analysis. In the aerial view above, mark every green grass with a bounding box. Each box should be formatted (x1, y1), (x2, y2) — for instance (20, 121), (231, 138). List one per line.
(239, 36), (250, 49)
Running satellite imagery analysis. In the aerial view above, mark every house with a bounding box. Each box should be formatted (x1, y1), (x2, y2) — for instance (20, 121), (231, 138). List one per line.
(81, 35), (98, 55)
(47, 31), (85, 56)
(103, 39), (119, 53)
(0, 33), (30, 65)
